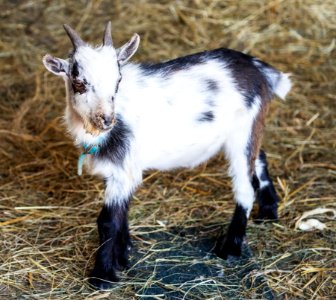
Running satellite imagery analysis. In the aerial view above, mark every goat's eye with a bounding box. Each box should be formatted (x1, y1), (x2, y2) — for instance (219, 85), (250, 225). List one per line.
(72, 80), (86, 94)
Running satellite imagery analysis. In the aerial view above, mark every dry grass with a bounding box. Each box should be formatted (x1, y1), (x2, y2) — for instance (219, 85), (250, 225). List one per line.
(0, 0), (335, 299)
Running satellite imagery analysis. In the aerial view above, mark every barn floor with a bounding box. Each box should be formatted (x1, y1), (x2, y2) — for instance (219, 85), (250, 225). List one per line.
(0, 1), (335, 299)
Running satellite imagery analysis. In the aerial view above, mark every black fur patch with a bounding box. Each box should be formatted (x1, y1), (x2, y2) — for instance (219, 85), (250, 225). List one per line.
(197, 111), (214, 122)
(96, 116), (132, 165)
(205, 79), (219, 92)
(256, 186), (279, 221)
(215, 204), (247, 259)
(252, 173), (260, 190)
(71, 61), (80, 78)
(254, 150), (279, 221)
(89, 202), (130, 289)
(222, 50), (272, 107)
(140, 52), (206, 76)
(139, 49), (243, 76)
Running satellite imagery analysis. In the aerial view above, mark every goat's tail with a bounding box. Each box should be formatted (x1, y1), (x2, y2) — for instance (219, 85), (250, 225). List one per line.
(270, 71), (292, 100)
(254, 60), (292, 100)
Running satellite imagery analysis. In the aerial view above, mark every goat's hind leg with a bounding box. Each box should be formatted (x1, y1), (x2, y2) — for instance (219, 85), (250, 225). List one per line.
(215, 138), (255, 259)
(254, 149), (280, 221)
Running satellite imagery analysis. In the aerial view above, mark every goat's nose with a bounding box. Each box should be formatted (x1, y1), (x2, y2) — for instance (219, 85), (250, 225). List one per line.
(102, 115), (113, 127)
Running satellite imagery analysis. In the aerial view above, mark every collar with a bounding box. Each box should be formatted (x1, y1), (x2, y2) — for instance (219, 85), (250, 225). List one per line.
(77, 143), (100, 176)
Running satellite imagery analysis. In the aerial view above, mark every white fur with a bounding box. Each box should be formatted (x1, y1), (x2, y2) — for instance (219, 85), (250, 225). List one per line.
(224, 99), (261, 215)
(274, 73), (292, 99)
(255, 157), (270, 189)
(118, 62), (245, 171)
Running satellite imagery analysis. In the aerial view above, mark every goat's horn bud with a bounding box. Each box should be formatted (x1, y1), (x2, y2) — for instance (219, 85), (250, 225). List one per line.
(63, 24), (85, 50)
(103, 21), (113, 47)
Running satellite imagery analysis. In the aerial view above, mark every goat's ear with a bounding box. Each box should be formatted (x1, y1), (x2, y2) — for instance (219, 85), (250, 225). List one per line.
(43, 54), (69, 77)
(117, 34), (140, 65)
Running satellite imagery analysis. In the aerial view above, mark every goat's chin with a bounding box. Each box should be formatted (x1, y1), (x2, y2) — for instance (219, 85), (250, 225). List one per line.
(83, 121), (103, 137)
(84, 121), (113, 137)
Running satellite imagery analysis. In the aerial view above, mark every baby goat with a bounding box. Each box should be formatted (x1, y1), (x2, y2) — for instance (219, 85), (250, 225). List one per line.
(43, 22), (291, 289)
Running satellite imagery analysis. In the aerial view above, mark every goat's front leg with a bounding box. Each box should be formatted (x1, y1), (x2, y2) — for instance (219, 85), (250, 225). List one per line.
(89, 178), (133, 289)
(89, 202), (130, 289)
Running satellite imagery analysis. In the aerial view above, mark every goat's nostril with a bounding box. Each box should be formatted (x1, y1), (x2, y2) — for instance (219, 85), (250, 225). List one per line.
(102, 115), (113, 127)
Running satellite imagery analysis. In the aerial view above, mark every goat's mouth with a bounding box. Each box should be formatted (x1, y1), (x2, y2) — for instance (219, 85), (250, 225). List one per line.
(84, 118), (115, 136)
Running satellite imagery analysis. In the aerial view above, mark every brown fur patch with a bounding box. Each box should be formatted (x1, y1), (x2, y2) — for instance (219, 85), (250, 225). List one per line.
(84, 121), (101, 136)
(248, 85), (271, 175)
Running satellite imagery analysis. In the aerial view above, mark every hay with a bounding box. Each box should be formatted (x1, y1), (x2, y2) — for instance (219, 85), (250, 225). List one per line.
(0, 0), (335, 298)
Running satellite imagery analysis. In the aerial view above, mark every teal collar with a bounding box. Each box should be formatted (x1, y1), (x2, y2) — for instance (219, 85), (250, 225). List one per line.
(77, 143), (100, 176)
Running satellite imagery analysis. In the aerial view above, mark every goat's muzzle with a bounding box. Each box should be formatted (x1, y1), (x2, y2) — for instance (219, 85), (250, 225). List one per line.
(85, 113), (115, 136)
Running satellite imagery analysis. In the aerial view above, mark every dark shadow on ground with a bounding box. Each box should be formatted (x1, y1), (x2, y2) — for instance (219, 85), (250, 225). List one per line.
(126, 226), (275, 299)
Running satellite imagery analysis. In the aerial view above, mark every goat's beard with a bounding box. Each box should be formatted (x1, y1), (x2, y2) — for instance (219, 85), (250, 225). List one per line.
(65, 101), (108, 137)
(83, 120), (102, 136)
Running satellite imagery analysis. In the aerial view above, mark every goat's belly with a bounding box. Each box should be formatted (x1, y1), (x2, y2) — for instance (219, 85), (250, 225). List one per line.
(140, 131), (225, 170)
(149, 147), (222, 170)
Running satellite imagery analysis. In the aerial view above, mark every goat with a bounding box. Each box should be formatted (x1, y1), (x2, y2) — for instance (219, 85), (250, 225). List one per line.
(42, 22), (291, 289)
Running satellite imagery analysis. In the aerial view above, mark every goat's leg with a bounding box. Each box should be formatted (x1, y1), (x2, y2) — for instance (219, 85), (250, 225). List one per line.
(215, 137), (255, 259)
(88, 172), (136, 289)
(253, 149), (279, 221)
(88, 202), (130, 289)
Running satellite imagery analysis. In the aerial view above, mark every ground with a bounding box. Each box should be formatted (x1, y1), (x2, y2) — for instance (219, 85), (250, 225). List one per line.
(0, 0), (335, 299)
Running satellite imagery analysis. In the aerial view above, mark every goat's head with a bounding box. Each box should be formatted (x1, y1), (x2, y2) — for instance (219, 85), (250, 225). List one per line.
(43, 22), (140, 135)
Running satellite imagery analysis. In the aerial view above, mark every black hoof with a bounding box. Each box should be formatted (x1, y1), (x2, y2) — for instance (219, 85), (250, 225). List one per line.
(255, 204), (278, 223)
(88, 269), (119, 290)
(116, 257), (130, 271)
(214, 236), (242, 260)
(114, 242), (131, 271)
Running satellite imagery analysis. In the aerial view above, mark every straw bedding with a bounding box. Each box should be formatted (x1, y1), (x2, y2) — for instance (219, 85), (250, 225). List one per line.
(0, 0), (335, 299)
